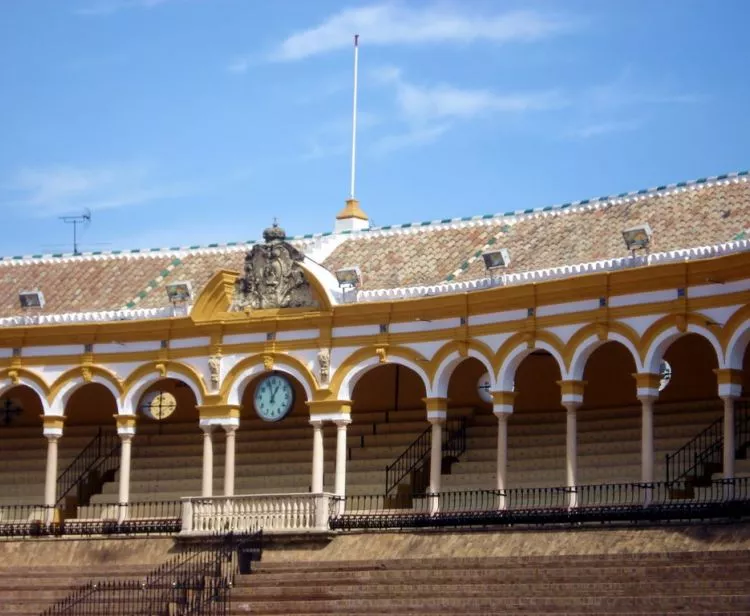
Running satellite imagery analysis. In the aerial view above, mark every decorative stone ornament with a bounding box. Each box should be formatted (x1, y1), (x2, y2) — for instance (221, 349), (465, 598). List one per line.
(230, 222), (318, 311)
(208, 355), (221, 391)
(317, 348), (330, 384)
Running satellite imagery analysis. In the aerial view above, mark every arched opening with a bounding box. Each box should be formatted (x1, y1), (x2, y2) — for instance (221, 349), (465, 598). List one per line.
(510, 350), (564, 487)
(350, 364), (428, 501)
(657, 333), (722, 483)
(580, 341), (639, 484)
(237, 371), (311, 495)
(0, 385), (45, 506)
(127, 378), (200, 503)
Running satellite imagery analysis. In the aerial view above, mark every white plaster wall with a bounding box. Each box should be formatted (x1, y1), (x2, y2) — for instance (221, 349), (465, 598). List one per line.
(610, 289), (676, 308)
(24, 344), (81, 357)
(469, 309), (527, 326)
(689, 278), (750, 298)
(170, 337), (210, 350)
(537, 299), (599, 318)
(276, 329), (319, 341)
(35, 364), (74, 386)
(332, 324), (380, 338)
(546, 323), (586, 345)
(619, 314), (667, 337)
(223, 332), (266, 345)
(475, 333), (514, 353)
(95, 341), (162, 354)
(390, 317), (461, 334)
(695, 305), (744, 327)
(401, 341), (448, 361)
(0, 348), (13, 359)
(102, 362), (144, 382)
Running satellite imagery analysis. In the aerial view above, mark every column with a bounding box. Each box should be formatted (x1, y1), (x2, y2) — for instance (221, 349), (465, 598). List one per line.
(310, 420), (324, 493)
(223, 425), (237, 497)
(492, 392), (515, 511)
(201, 425), (214, 498)
(722, 396), (736, 481)
(115, 415), (136, 523)
(564, 403), (579, 508)
(334, 419), (350, 514)
(639, 396), (656, 484)
(42, 416), (64, 524)
(427, 413), (445, 514)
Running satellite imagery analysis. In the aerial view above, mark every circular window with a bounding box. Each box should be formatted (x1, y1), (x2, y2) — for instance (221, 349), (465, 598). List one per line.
(477, 372), (492, 403)
(141, 391), (177, 420)
(658, 360), (672, 392)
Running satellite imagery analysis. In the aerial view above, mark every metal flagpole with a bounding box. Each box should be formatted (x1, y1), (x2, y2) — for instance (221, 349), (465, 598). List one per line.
(349, 34), (359, 200)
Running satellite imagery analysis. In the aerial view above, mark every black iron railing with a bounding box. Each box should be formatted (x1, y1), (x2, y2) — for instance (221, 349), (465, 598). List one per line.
(56, 428), (121, 507)
(0, 500), (181, 537)
(331, 478), (750, 531)
(385, 416), (467, 495)
(41, 531), (263, 616)
(666, 402), (750, 484)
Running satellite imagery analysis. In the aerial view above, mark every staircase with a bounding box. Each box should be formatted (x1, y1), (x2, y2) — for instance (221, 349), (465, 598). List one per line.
(55, 428), (120, 519)
(384, 416), (467, 505)
(228, 550), (750, 615)
(667, 401), (750, 498)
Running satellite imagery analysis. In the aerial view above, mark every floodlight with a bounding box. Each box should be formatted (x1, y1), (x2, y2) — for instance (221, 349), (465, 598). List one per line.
(622, 224), (652, 251)
(482, 249), (511, 271)
(165, 281), (193, 304)
(335, 267), (361, 289)
(19, 290), (44, 309)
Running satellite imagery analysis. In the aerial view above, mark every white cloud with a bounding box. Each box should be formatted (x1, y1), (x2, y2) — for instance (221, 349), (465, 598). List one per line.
(269, 4), (575, 61)
(3, 164), (192, 216)
(566, 119), (642, 139)
(372, 124), (450, 155)
(75, 0), (174, 16)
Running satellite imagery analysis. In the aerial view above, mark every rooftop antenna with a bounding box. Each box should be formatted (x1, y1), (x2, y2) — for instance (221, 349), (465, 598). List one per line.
(59, 209), (91, 256)
(349, 34), (359, 200)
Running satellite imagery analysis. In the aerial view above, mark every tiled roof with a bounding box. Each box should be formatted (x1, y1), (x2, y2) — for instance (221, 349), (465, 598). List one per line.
(0, 171), (747, 321)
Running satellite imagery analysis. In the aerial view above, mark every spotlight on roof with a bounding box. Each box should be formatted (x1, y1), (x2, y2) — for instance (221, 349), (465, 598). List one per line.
(482, 249), (511, 271)
(19, 290), (45, 309)
(335, 267), (361, 289)
(165, 281), (192, 304)
(622, 224), (652, 251)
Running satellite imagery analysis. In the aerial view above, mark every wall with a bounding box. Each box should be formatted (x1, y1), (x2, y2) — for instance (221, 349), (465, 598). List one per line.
(0, 384), (43, 427)
(582, 342), (639, 409)
(351, 365), (426, 413)
(659, 334), (718, 404)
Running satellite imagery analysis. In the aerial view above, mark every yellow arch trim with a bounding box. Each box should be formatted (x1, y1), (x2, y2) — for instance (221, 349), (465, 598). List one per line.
(494, 329), (565, 372)
(563, 320), (640, 369)
(219, 352), (318, 403)
(0, 366), (50, 397)
(122, 360), (208, 403)
(722, 303), (750, 349)
(191, 269), (239, 323)
(49, 364), (124, 403)
(639, 313), (721, 363)
(428, 339), (495, 382)
(329, 345), (430, 400)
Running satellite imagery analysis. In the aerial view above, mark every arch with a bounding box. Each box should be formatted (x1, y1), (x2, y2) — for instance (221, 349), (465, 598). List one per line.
(221, 353), (317, 406)
(49, 366), (124, 415)
(0, 367), (50, 412)
(642, 316), (724, 374)
(567, 326), (642, 381)
(332, 346), (432, 401)
(725, 307), (750, 370)
(431, 340), (495, 398)
(122, 360), (207, 412)
(495, 332), (567, 392)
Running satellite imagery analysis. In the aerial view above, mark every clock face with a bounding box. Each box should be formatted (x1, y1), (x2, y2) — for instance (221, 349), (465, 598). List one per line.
(141, 391), (177, 421)
(254, 373), (294, 422)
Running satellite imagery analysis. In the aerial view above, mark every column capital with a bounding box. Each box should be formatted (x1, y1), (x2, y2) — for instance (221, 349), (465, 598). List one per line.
(200, 424), (215, 434)
(307, 399), (351, 423)
(198, 404), (240, 427)
(333, 418), (352, 428)
(557, 380), (586, 405)
(491, 391), (515, 415)
(222, 423), (238, 434)
(309, 417), (325, 428)
(422, 397), (448, 412)
(563, 401), (581, 413)
(633, 372), (661, 398)
(714, 368), (743, 399)
(114, 414), (137, 437)
(42, 414), (64, 438)
(427, 411), (446, 424)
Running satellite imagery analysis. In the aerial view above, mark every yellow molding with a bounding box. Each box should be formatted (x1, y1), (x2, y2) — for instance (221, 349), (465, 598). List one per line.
(422, 397), (449, 412)
(633, 373), (661, 390)
(714, 368), (744, 386)
(306, 400), (352, 415)
(491, 391), (516, 406)
(121, 360), (208, 403)
(0, 366), (50, 395)
(219, 352), (318, 403)
(557, 380), (587, 397)
(114, 414), (137, 429)
(42, 415), (65, 430)
(191, 270), (238, 322)
(198, 404), (241, 419)
(48, 364), (124, 403)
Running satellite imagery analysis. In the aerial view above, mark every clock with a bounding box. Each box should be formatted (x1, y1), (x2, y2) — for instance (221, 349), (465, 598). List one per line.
(476, 372), (492, 404)
(141, 391), (177, 420)
(254, 373), (294, 422)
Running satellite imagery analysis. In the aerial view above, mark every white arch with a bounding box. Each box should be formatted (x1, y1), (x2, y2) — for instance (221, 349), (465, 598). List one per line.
(336, 356), (433, 401)
(122, 371), (204, 413)
(726, 318), (750, 370)
(496, 341), (567, 392)
(433, 349), (495, 399)
(51, 376), (123, 416)
(226, 361), (314, 407)
(643, 324), (725, 374)
(0, 378), (50, 414)
(568, 333), (643, 381)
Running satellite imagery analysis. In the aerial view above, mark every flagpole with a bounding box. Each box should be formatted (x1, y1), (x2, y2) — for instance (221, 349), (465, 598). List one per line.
(349, 34), (359, 200)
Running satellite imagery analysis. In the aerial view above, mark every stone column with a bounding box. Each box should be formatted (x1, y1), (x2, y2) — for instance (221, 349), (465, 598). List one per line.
(115, 415), (136, 522)
(223, 425), (237, 497)
(558, 380), (585, 509)
(201, 425), (214, 498)
(722, 396), (736, 480)
(310, 419), (325, 493)
(423, 399), (448, 515)
(492, 391), (515, 510)
(334, 419), (351, 515)
(41, 416), (64, 524)
(633, 373), (660, 505)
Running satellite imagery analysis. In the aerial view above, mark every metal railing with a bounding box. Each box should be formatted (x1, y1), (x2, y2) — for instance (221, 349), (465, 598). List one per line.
(56, 427), (121, 507)
(385, 416), (467, 495)
(41, 531), (263, 616)
(331, 478), (750, 531)
(0, 500), (181, 537)
(666, 402), (750, 484)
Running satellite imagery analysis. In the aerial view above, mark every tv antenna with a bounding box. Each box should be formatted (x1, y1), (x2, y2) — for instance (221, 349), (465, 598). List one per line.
(59, 209), (92, 256)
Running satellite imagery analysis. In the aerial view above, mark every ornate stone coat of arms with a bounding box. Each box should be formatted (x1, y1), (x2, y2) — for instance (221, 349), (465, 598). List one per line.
(230, 223), (318, 311)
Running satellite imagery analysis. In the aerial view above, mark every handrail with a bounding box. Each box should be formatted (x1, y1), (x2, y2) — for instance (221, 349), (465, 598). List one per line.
(385, 416), (467, 495)
(56, 428), (120, 506)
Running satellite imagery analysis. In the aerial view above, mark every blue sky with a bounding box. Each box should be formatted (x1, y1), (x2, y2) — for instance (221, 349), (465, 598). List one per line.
(0, 0), (748, 256)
